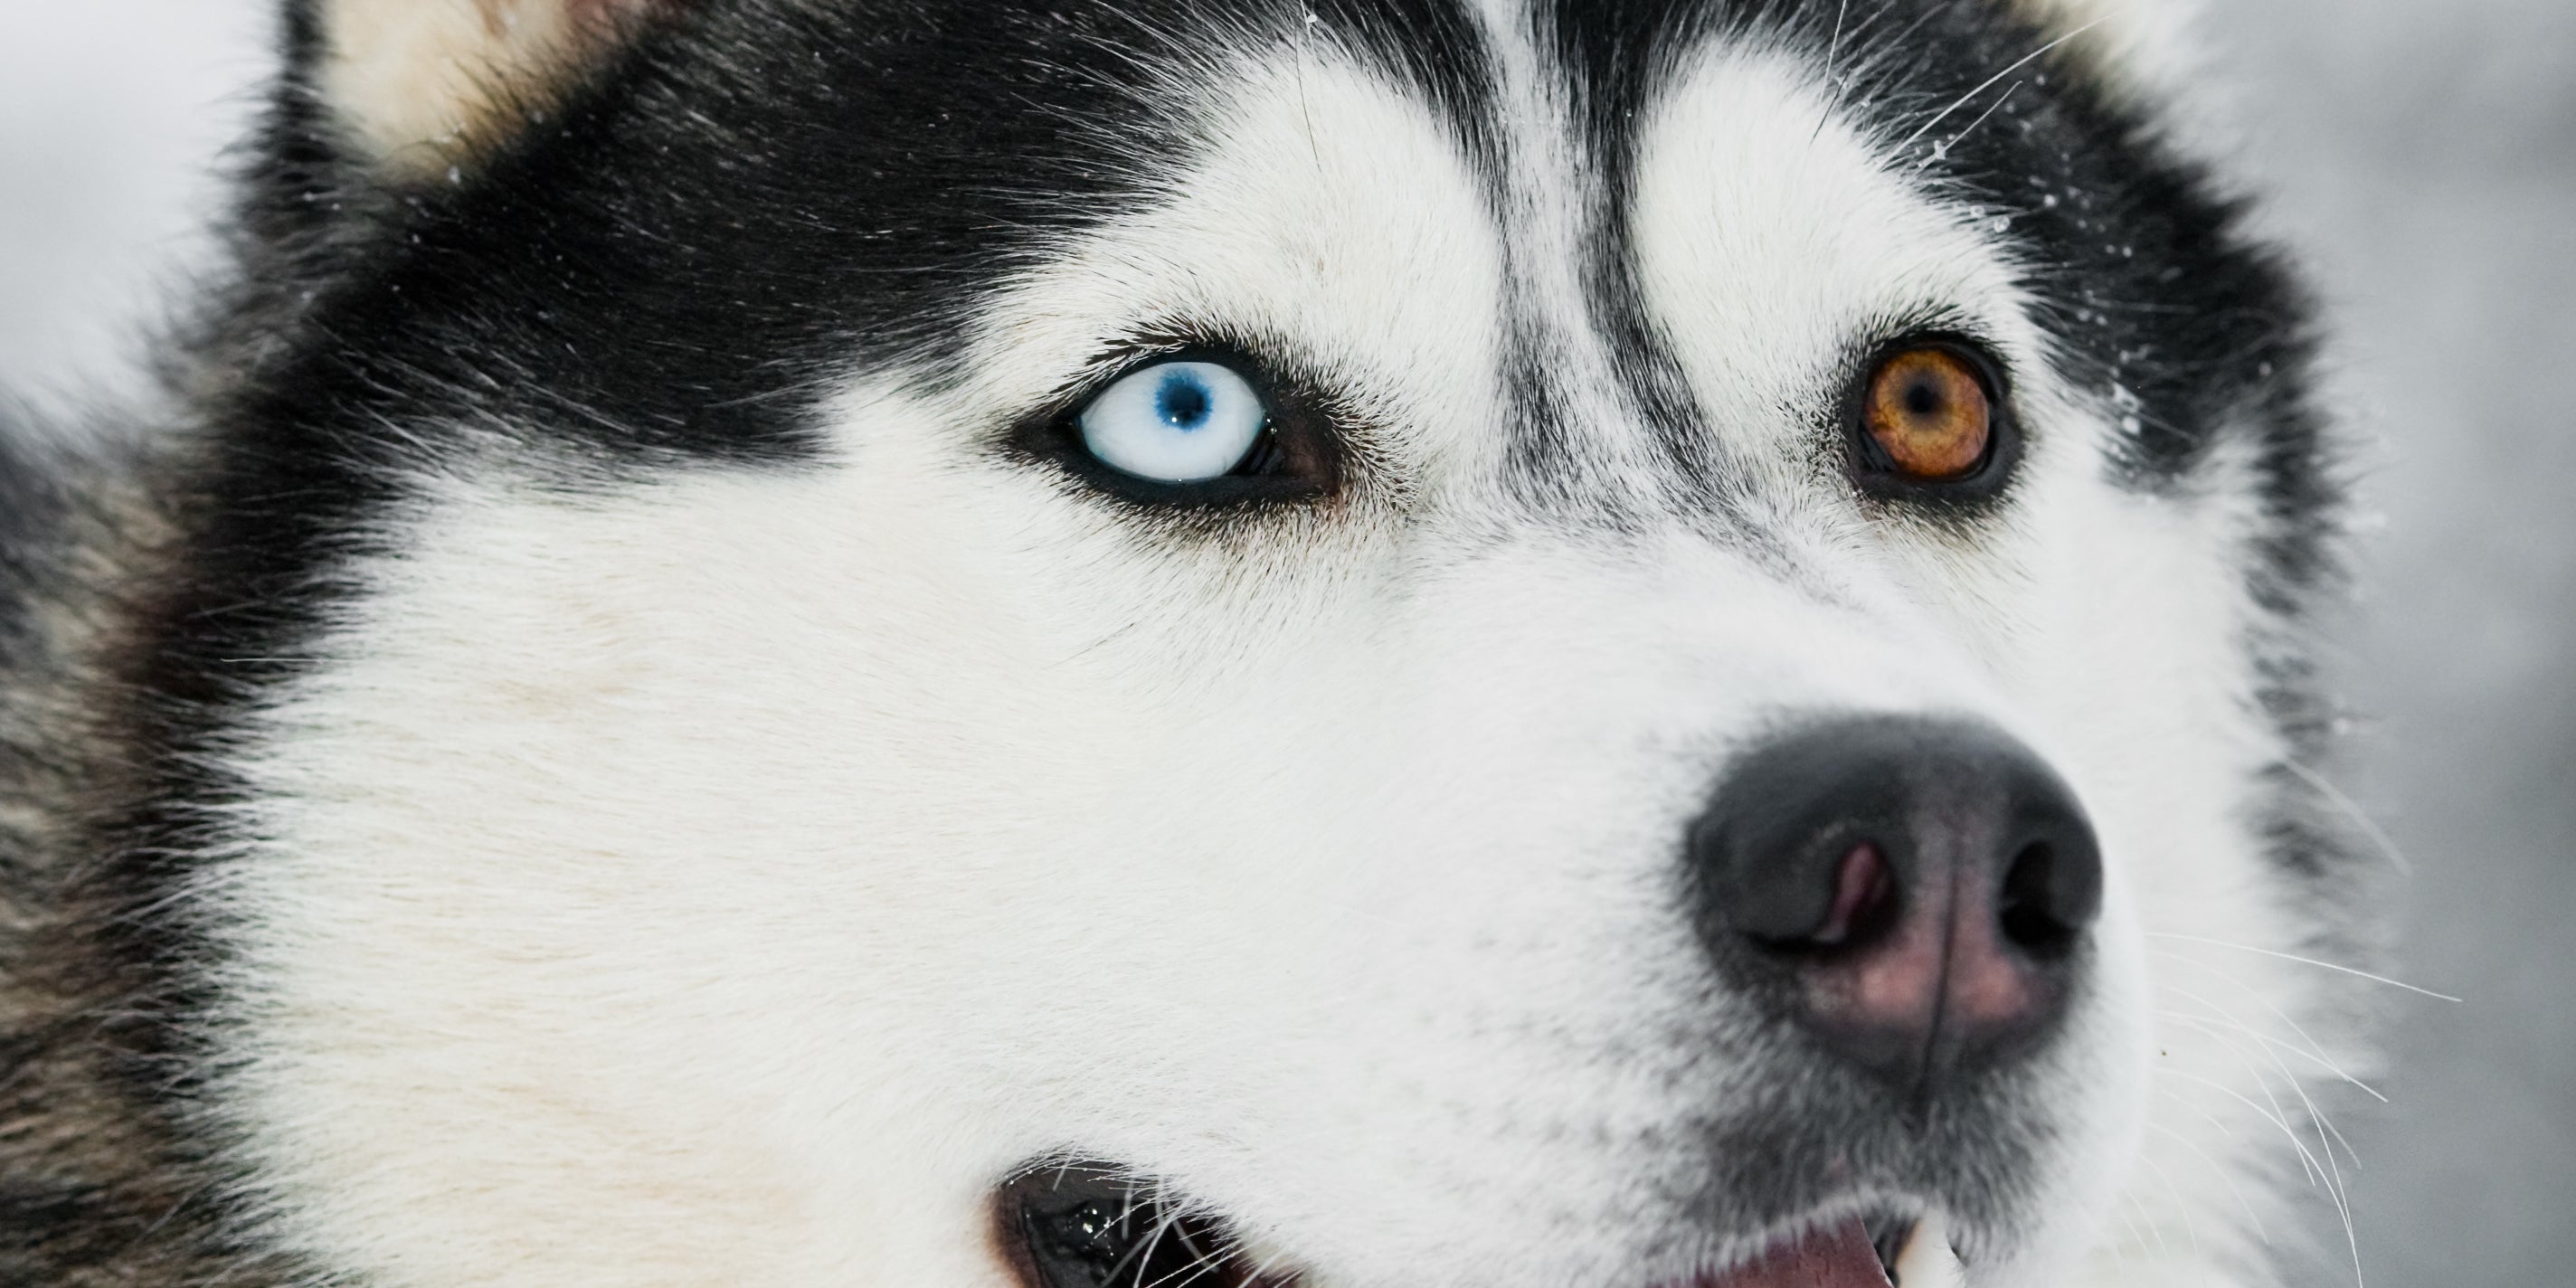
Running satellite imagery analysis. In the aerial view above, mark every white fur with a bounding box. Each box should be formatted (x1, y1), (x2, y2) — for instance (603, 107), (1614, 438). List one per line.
(204, 19), (2328, 1288)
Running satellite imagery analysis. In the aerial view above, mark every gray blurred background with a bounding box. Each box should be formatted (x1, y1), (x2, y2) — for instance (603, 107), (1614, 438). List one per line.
(0, 2), (2566, 1284)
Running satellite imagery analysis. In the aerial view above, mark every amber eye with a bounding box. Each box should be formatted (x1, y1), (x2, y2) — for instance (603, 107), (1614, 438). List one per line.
(1860, 346), (1996, 482)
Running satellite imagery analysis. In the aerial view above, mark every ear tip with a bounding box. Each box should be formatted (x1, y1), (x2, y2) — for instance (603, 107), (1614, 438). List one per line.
(311, 0), (670, 175)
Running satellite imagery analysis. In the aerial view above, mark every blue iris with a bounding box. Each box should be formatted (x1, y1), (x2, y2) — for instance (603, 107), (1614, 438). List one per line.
(1076, 359), (1268, 483)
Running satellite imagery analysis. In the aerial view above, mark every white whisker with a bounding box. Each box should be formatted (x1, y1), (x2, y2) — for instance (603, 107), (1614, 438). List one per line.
(1810, 0), (1856, 145)
(2155, 951), (2390, 1102)
(2160, 1070), (2337, 1204)
(1894, 20), (2104, 153)
(2167, 1028), (2367, 1287)
(2108, 1187), (2155, 1263)
(2147, 933), (2460, 1001)
(2165, 1012), (2367, 1172)
(1910, 80), (2021, 174)
(2147, 1121), (2271, 1247)
(2281, 757), (2414, 876)
(2127, 1187), (2176, 1266)
(2157, 1085), (2242, 1143)
(2134, 1147), (2209, 1276)
(1826, 0), (1852, 86)
(1116, 1208), (1183, 1288)
(2159, 985), (2386, 1102)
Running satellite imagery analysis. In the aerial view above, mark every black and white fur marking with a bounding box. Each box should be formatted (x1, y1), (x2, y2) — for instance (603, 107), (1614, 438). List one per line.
(0, 2), (2373, 1286)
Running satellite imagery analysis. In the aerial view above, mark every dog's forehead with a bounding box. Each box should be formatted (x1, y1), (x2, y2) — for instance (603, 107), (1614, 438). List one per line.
(340, 0), (2297, 512)
(950, 16), (2031, 517)
(833, 0), (2065, 508)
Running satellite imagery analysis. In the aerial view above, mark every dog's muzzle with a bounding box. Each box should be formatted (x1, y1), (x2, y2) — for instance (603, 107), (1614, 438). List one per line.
(992, 715), (2105, 1288)
(1687, 714), (2104, 1094)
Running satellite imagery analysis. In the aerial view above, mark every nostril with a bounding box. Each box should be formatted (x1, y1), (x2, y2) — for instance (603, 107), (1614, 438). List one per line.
(1997, 841), (2079, 957)
(1808, 842), (1899, 950)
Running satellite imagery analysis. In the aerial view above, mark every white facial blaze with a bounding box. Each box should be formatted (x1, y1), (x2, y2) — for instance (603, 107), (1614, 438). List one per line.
(1454, 0), (1682, 502)
(206, 24), (2309, 1288)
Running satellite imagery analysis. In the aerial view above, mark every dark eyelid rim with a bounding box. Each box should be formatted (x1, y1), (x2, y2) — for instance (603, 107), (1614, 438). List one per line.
(1006, 341), (1344, 510)
(1841, 329), (2023, 511)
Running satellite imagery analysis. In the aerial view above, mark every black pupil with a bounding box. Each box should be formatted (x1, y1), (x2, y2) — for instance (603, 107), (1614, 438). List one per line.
(1904, 378), (1946, 418)
(1158, 375), (1212, 428)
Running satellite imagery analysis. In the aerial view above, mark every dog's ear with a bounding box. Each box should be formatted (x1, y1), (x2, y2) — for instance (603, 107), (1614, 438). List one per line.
(300, 0), (674, 175)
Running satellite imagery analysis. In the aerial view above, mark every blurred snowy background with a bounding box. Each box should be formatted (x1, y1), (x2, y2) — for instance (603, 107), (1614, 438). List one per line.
(0, 3), (2566, 1284)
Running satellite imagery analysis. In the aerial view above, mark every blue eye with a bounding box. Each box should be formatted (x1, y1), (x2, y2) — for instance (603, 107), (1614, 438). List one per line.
(1075, 360), (1269, 483)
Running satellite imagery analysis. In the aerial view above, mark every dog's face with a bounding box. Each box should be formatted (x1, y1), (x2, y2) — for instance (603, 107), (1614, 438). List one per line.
(180, 2), (2353, 1286)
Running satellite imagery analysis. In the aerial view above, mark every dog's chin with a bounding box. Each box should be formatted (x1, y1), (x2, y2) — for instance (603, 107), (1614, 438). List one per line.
(994, 1166), (1971, 1288)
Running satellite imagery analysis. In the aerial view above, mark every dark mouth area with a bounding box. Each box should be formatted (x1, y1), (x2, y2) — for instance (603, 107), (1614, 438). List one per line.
(1870, 1217), (1918, 1285)
(1690, 1214), (1915, 1288)
(997, 1164), (1277, 1288)
(996, 1165), (1935, 1288)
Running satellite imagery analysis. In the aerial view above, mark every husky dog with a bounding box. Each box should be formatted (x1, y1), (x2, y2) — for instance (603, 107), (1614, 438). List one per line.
(0, 1), (2376, 1285)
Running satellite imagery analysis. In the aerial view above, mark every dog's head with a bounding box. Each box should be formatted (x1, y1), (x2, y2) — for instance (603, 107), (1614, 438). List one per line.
(163, 2), (2364, 1285)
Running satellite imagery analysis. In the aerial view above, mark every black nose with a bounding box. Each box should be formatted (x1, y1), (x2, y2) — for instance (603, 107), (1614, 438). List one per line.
(1687, 715), (2102, 1090)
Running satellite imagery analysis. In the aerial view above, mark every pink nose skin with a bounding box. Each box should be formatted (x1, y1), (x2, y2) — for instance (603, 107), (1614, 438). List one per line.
(1688, 717), (2101, 1093)
(1803, 842), (2049, 1081)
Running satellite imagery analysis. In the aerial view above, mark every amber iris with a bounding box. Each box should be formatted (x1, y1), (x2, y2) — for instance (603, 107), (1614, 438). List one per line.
(1863, 346), (1994, 481)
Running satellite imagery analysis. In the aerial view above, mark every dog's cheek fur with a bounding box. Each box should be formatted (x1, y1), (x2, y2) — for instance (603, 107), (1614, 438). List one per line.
(2005, 439), (2334, 1288)
(203, 450), (1138, 1287)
